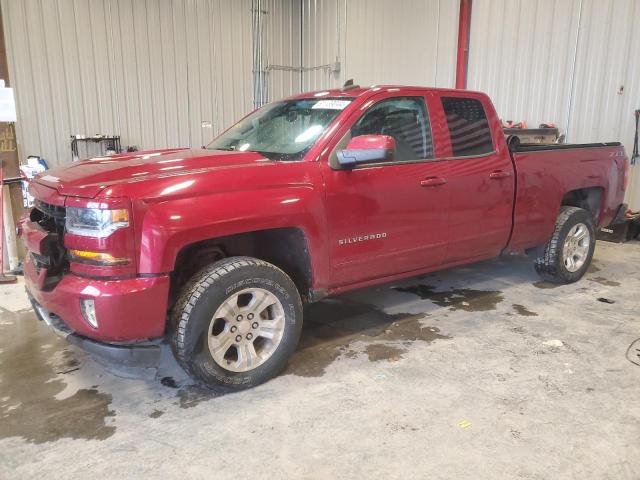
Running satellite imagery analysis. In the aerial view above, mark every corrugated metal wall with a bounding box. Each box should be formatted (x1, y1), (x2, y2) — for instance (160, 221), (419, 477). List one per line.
(468, 0), (640, 208)
(301, 0), (460, 91)
(264, 0), (302, 103)
(2, 0), (301, 168)
(4, 0), (639, 207)
(567, 0), (640, 209)
(301, 0), (342, 90)
(467, 0), (581, 131)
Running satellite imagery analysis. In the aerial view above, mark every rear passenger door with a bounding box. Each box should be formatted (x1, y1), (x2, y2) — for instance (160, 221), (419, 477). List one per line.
(436, 94), (515, 263)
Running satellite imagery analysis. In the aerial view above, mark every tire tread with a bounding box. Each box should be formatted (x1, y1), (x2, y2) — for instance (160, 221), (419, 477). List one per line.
(534, 206), (594, 283)
(170, 256), (290, 380)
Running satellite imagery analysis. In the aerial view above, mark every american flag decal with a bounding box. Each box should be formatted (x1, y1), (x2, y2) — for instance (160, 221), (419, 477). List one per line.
(442, 97), (493, 157)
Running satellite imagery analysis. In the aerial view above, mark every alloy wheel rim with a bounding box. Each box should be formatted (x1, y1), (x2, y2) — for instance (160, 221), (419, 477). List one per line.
(207, 288), (286, 373)
(562, 223), (590, 272)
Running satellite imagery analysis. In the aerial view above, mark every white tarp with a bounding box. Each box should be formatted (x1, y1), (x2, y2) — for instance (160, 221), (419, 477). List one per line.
(0, 80), (16, 122)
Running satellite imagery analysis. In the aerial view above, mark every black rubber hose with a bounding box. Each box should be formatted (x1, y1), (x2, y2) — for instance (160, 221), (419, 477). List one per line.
(632, 109), (639, 165)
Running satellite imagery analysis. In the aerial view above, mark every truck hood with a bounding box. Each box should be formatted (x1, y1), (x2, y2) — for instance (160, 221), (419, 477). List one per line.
(34, 148), (271, 198)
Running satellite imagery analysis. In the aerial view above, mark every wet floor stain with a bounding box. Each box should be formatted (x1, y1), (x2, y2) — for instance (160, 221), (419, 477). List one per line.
(587, 262), (601, 273)
(589, 276), (621, 287)
(533, 281), (561, 289)
(512, 304), (538, 317)
(176, 384), (231, 409)
(285, 298), (449, 377)
(0, 387), (115, 444)
(0, 295), (450, 415)
(393, 284), (504, 312)
(0, 308), (115, 443)
(160, 376), (179, 389)
(159, 370), (235, 409)
(365, 344), (407, 362)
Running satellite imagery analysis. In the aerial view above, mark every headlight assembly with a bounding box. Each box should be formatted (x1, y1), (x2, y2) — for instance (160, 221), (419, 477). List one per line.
(65, 207), (129, 238)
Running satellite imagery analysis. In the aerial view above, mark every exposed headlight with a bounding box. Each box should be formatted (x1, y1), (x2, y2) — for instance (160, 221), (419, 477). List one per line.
(65, 207), (129, 237)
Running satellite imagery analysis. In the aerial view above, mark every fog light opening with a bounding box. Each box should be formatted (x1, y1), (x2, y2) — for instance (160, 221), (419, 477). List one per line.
(80, 299), (98, 329)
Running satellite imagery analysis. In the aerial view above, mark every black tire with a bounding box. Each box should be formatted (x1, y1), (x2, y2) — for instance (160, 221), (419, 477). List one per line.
(170, 256), (303, 389)
(534, 206), (596, 284)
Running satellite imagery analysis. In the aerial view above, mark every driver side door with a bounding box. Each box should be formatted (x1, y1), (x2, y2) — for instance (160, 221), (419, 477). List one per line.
(321, 93), (451, 288)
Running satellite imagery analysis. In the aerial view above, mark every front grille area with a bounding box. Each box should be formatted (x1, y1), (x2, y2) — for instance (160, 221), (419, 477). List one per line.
(33, 200), (66, 232)
(29, 199), (69, 289)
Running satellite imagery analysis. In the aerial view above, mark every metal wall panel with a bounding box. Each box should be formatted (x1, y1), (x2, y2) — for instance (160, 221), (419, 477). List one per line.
(467, 0), (582, 131)
(567, 0), (640, 208)
(2, 0), (300, 168)
(301, 0), (459, 91)
(264, 0), (302, 102)
(5, 0), (639, 207)
(468, 0), (640, 208)
(301, 0), (340, 90)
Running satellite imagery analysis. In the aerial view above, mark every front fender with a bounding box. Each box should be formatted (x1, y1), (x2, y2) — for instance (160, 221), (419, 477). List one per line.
(133, 185), (329, 289)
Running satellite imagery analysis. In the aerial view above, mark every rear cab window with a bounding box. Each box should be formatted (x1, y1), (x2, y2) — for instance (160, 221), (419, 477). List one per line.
(440, 96), (494, 157)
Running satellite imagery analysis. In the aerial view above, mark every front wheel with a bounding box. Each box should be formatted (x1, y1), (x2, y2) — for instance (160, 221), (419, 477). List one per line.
(534, 206), (596, 284)
(171, 257), (303, 389)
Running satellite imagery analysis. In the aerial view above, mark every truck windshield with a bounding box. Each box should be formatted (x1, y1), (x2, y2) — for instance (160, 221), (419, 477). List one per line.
(207, 98), (353, 160)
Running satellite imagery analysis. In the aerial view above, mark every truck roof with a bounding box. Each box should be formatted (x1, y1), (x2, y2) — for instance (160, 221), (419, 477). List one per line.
(285, 85), (486, 100)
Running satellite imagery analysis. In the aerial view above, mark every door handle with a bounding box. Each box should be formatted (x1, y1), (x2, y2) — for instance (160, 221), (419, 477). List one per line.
(489, 170), (512, 179)
(420, 177), (447, 187)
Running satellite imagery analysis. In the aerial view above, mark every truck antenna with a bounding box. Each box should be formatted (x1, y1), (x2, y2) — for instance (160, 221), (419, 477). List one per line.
(341, 79), (359, 91)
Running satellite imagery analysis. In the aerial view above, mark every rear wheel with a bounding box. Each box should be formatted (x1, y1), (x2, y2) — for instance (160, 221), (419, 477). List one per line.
(171, 257), (303, 389)
(534, 206), (596, 284)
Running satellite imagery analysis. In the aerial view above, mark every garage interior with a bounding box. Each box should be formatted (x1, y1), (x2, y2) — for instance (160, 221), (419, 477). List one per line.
(1, 0), (639, 478)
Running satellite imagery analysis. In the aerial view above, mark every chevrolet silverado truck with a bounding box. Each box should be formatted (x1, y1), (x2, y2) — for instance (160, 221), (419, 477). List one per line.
(21, 85), (629, 388)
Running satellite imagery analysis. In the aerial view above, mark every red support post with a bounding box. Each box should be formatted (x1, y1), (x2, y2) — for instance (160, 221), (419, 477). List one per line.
(455, 0), (472, 89)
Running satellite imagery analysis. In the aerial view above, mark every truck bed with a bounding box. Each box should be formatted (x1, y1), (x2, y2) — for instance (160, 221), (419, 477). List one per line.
(507, 142), (627, 253)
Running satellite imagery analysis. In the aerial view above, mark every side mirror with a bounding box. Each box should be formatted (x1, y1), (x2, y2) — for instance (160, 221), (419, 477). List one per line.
(336, 135), (396, 168)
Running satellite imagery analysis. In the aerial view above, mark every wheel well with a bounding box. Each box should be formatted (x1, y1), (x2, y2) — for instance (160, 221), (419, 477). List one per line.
(561, 187), (603, 221)
(169, 228), (313, 308)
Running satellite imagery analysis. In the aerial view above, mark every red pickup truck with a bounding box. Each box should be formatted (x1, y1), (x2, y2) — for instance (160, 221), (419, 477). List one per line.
(21, 85), (629, 388)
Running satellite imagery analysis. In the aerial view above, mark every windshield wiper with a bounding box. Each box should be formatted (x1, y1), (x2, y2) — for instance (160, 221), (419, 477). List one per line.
(209, 146), (236, 151)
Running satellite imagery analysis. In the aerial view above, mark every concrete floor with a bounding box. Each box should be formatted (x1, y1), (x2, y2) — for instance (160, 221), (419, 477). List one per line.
(1, 240), (639, 479)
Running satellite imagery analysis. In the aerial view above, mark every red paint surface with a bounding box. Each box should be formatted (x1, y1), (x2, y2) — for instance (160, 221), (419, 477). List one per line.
(24, 254), (169, 341)
(21, 220), (48, 256)
(346, 134), (396, 150)
(22, 86), (628, 342)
